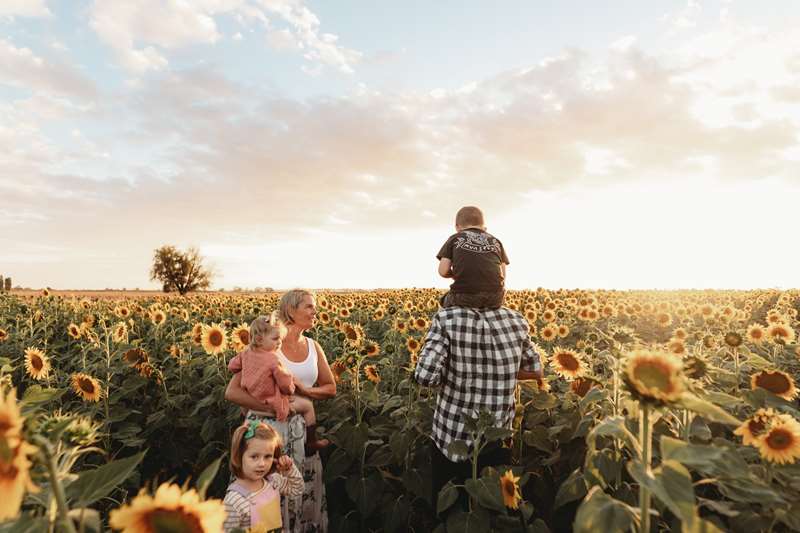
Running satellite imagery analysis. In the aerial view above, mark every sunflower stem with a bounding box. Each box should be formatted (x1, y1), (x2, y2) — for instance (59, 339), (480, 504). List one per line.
(37, 437), (78, 533)
(639, 403), (652, 533)
(682, 409), (691, 442)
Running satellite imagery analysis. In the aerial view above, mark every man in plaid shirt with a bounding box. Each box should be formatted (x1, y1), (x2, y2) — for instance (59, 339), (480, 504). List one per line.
(414, 305), (542, 504)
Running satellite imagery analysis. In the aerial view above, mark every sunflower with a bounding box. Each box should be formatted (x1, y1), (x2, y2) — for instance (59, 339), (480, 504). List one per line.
(364, 365), (380, 384)
(673, 327), (688, 340)
(331, 359), (348, 383)
(542, 310), (556, 322)
(557, 324), (570, 338)
(624, 350), (684, 404)
(123, 348), (148, 368)
(750, 370), (798, 400)
(406, 337), (421, 354)
(570, 377), (596, 398)
(200, 324), (228, 356)
(363, 341), (380, 358)
(0, 328), (7, 342)
(754, 416), (800, 465)
(746, 324), (766, 344)
(683, 355), (710, 381)
(109, 482), (226, 533)
(500, 470), (522, 510)
(40, 288), (49, 297)
(230, 324), (250, 351)
(734, 408), (776, 446)
(318, 311), (331, 325)
(539, 324), (558, 342)
(150, 310), (166, 326)
(67, 323), (82, 340)
(112, 322), (128, 343)
(372, 309), (384, 321)
(341, 323), (364, 348)
(114, 306), (131, 319)
(71, 373), (103, 402)
(23, 347), (51, 381)
(550, 348), (586, 379)
(666, 339), (686, 356)
(168, 344), (182, 359)
(0, 389), (38, 521)
(656, 313), (672, 327)
(724, 331), (743, 348)
(767, 323), (796, 344)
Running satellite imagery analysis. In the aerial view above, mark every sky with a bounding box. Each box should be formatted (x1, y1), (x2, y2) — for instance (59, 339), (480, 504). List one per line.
(1, 0), (799, 291)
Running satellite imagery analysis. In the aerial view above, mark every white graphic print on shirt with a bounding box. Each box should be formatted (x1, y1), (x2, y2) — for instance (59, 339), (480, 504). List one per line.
(454, 231), (501, 254)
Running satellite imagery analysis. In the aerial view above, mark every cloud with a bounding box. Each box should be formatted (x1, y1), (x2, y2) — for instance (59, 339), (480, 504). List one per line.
(89, 0), (229, 72)
(88, 0), (361, 74)
(0, 0), (51, 17)
(0, 38), (97, 100)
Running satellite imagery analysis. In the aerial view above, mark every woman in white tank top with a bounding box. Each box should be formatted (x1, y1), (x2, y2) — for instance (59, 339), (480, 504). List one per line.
(224, 290), (336, 532)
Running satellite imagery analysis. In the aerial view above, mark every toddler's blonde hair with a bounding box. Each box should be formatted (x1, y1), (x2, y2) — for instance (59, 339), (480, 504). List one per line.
(249, 312), (285, 350)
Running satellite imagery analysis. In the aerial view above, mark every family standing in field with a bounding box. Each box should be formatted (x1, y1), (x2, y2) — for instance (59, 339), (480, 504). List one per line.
(221, 206), (543, 532)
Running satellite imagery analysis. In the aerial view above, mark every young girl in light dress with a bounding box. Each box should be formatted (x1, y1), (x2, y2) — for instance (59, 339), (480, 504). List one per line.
(223, 421), (303, 532)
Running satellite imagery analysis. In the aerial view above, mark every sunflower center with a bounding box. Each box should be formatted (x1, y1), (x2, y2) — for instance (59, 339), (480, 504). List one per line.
(756, 372), (790, 394)
(748, 419), (766, 437)
(238, 331), (249, 344)
(209, 331), (223, 346)
(501, 478), (515, 498)
(765, 428), (793, 451)
(146, 509), (204, 533)
(79, 378), (95, 394)
(632, 362), (672, 392)
(31, 356), (43, 371)
(771, 327), (788, 338)
(556, 353), (579, 371)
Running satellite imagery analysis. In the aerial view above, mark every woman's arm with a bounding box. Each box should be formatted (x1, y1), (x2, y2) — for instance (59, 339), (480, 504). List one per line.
(293, 341), (336, 400)
(224, 373), (275, 413)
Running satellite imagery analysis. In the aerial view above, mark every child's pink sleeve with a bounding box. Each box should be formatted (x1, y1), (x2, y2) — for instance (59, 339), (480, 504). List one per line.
(227, 354), (242, 373)
(272, 361), (296, 395)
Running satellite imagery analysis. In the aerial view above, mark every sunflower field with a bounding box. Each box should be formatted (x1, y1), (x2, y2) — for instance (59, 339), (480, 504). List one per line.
(1, 288), (800, 532)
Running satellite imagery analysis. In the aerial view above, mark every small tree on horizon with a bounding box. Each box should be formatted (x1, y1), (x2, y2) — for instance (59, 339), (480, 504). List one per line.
(150, 245), (213, 295)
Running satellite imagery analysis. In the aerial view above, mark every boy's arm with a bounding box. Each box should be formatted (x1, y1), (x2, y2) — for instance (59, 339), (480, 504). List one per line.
(438, 257), (454, 278)
(414, 313), (449, 387)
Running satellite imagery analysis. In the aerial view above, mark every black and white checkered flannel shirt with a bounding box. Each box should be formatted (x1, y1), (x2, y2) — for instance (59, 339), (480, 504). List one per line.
(414, 306), (542, 461)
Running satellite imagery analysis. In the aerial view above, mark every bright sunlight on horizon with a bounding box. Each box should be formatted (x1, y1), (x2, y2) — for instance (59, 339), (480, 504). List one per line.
(2, 1), (799, 291)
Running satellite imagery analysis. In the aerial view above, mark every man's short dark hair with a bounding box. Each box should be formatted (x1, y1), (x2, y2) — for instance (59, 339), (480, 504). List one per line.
(455, 206), (484, 227)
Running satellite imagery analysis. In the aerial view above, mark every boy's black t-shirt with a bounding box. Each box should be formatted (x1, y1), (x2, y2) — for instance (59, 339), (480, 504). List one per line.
(437, 228), (509, 293)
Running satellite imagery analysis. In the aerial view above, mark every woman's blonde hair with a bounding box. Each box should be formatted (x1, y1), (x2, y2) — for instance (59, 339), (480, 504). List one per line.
(249, 312), (285, 349)
(278, 289), (315, 325)
(229, 422), (282, 478)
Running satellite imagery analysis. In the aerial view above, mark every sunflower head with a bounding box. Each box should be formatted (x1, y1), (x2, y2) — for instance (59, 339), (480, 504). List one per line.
(551, 348), (586, 380)
(71, 373), (103, 402)
(500, 470), (522, 509)
(734, 408), (776, 446)
(109, 482), (226, 533)
(724, 331), (743, 348)
(750, 370), (798, 401)
(623, 350), (685, 405)
(0, 329), (7, 343)
(364, 365), (380, 384)
(200, 324), (228, 356)
(24, 347), (51, 381)
(406, 337), (421, 354)
(67, 323), (82, 340)
(753, 416), (800, 465)
(570, 377), (597, 398)
(767, 323), (796, 344)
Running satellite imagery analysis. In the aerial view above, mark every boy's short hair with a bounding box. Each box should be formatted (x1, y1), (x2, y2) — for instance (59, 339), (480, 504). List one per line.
(455, 206), (484, 228)
(229, 422), (283, 478)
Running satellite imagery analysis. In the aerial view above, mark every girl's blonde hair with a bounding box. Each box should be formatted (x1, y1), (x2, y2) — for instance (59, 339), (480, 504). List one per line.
(229, 421), (282, 478)
(278, 289), (315, 325)
(249, 312), (285, 350)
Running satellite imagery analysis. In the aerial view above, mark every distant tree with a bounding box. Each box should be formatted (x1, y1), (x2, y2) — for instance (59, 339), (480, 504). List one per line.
(0, 275), (4, 292)
(4, 277), (11, 291)
(150, 245), (213, 296)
